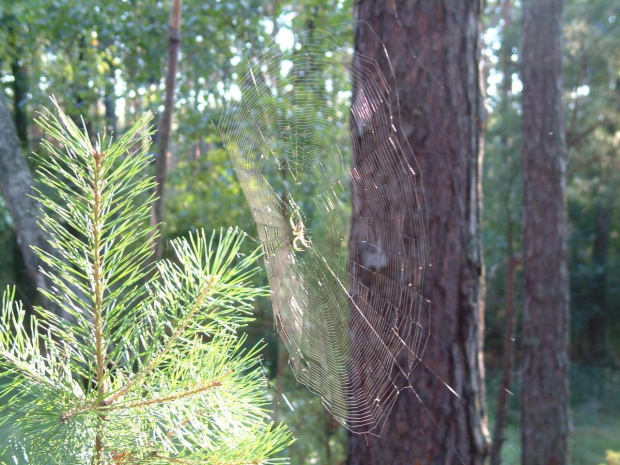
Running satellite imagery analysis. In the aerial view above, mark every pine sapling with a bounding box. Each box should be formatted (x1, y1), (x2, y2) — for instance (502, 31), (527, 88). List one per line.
(0, 100), (292, 464)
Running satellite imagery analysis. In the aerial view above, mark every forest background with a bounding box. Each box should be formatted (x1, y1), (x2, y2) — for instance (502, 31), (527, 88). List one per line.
(0, 0), (618, 464)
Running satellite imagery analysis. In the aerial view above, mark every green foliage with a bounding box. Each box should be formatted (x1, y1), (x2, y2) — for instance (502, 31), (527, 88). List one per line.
(600, 450), (620, 465)
(165, 144), (254, 240)
(274, 370), (348, 465)
(563, 0), (620, 362)
(0, 102), (292, 464)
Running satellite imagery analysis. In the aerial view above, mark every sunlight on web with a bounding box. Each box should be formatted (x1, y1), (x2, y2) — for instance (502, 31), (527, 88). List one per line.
(219, 25), (432, 436)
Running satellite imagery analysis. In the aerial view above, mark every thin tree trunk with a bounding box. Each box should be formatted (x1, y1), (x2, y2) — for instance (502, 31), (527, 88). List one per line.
(498, 0), (514, 148)
(152, 0), (183, 260)
(271, 341), (287, 425)
(521, 0), (571, 463)
(588, 202), (611, 361)
(0, 93), (44, 291)
(491, 8), (520, 458)
(490, 254), (520, 465)
(7, 17), (29, 148)
(348, 1), (490, 463)
(11, 58), (29, 148)
(70, 35), (94, 137)
(104, 61), (117, 137)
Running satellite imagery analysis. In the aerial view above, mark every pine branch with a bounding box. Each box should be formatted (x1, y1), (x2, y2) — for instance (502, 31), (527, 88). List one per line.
(104, 273), (220, 407)
(92, 151), (107, 364)
(110, 370), (233, 410)
(93, 147), (107, 461)
(0, 102), (292, 464)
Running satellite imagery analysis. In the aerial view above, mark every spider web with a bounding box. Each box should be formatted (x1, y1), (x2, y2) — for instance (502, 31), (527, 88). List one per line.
(219, 25), (431, 435)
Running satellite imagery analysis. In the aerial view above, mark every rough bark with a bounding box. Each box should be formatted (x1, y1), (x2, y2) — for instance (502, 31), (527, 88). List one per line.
(151, 0), (183, 260)
(521, 0), (571, 463)
(348, 1), (490, 463)
(0, 93), (44, 290)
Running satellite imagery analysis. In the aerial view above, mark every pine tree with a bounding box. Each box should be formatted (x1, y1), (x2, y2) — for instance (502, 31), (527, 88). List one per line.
(0, 100), (292, 464)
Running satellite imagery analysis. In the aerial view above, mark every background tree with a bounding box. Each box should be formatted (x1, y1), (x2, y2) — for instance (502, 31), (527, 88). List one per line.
(0, 93), (44, 301)
(483, 3), (525, 463)
(152, 0), (182, 260)
(348, 0), (490, 463)
(483, 0), (619, 461)
(521, 0), (571, 463)
(563, 0), (620, 364)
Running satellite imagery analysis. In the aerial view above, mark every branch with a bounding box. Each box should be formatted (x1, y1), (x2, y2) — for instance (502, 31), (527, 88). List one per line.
(97, 274), (219, 406)
(92, 148), (108, 461)
(567, 154), (604, 177)
(60, 270), (219, 424)
(567, 119), (610, 148)
(92, 149), (107, 393)
(107, 370), (232, 411)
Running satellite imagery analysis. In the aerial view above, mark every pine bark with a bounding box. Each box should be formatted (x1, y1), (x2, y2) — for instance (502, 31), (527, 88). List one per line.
(521, 0), (571, 463)
(348, 1), (489, 463)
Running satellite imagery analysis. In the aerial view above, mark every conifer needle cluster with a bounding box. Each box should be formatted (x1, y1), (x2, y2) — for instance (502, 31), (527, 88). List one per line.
(0, 101), (292, 464)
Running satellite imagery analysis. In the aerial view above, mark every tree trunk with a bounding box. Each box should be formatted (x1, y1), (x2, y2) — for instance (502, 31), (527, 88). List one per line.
(588, 202), (611, 360)
(521, 0), (571, 463)
(490, 256), (520, 465)
(0, 93), (44, 291)
(498, 0), (514, 148)
(348, 1), (490, 463)
(151, 0), (183, 260)
(0, 94), (75, 324)
(491, 6), (520, 453)
(5, 16), (29, 149)
(104, 64), (117, 137)
(11, 57), (29, 148)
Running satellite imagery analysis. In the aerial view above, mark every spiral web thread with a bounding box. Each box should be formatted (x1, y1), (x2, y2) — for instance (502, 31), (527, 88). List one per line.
(219, 27), (432, 435)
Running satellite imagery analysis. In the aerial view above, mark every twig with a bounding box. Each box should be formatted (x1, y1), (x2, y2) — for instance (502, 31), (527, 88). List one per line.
(106, 370), (233, 411)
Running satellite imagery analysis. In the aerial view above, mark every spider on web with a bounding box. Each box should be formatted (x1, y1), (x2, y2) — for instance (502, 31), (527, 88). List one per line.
(290, 209), (311, 252)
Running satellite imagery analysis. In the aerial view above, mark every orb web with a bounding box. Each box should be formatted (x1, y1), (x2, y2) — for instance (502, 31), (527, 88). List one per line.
(219, 26), (431, 435)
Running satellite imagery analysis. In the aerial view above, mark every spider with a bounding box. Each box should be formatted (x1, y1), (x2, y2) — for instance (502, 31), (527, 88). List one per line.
(290, 211), (311, 252)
